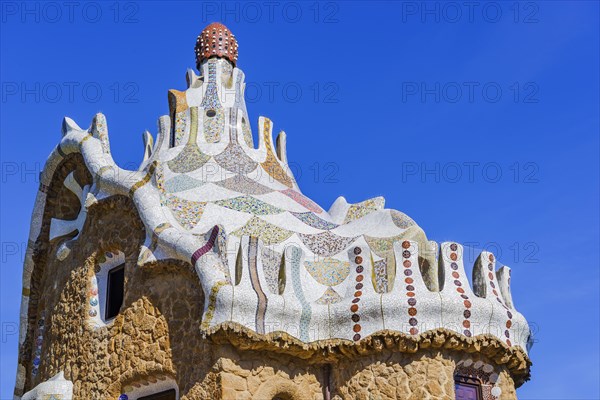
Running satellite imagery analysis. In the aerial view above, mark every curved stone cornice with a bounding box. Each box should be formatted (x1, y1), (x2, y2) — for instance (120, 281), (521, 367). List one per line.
(205, 323), (532, 387)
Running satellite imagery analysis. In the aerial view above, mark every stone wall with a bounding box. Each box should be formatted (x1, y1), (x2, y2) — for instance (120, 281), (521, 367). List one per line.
(28, 190), (221, 398)
(214, 345), (517, 400)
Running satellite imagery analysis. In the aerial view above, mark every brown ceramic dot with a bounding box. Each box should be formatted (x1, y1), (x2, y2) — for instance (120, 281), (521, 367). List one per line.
(506, 320), (512, 328)
(450, 243), (458, 251)
(452, 272), (460, 279)
(353, 324), (362, 332)
(464, 300), (472, 308)
(408, 298), (417, 306)
(350, 304), (359, 312)
(406, 292), (415, 297)
(351, 314), (360, 322)
(506, 339), (512, 346)
(356, 275), (364, 282)
(463, 320), (471, 328)
(402, 241), (411, 249)
(354, 291), (362, 297)
(410, 327), (419, 335)
(488, 272), (494, 280)
(353, 247), (362, 255)
(355, 256), (363, 264)
(408, 307), (417, 316)
(405, 277), (414, 284)
(353, 334), (361, 341)
(403, 260), (412, 268)
(489, 254), (494, 262)
(450, 253), (458, 261)
(492, 289), (498, 296)
(456, 287), (465, 294)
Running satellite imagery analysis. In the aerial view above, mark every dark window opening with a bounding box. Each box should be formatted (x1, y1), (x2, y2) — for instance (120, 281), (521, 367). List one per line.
(139, 389), (177, 400)
(455, 375), (481, 400)
(105, 264), (125, 320)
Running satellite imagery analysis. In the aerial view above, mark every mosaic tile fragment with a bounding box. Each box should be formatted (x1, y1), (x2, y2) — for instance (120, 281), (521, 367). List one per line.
(215, 196), (283, 215)
(165, 194), (206, 230)
(299, 231), (357, 257)
(315, 286), (343, 305)
(260, 118), (293, 188)
(373, 258), (388, 293)
(280, 188), (323, 213)
(164, 174), (204, 193)
(231, 217), (293, 245)
(167, 108), (211, 173)
(214, 108), (258, 174)
(304, 257), (350, 286)
(291, 212), (338, 230)
(261, 246), (282, 294)
(203, 107), (223, 143)
(390, 209), (416, 229)
(343, 197), (385, 224)
(214, 175), (273, 195)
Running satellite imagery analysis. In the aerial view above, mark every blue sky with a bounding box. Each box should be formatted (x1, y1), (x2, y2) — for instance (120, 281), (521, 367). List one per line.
(1, 1), (598, 398)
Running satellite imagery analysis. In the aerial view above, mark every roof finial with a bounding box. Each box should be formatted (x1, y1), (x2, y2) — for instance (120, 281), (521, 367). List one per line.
(195, 22), (238, 69)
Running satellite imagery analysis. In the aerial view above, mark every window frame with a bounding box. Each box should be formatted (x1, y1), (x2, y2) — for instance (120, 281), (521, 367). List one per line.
(454, 374), (483, 400)
(105, 262), (125, 321)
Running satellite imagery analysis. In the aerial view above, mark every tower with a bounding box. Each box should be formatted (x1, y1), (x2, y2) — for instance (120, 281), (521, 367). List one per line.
(14, 23), (532, 399)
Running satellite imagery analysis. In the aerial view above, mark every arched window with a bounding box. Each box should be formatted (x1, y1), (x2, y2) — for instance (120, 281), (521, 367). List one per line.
(105, 263), (125, 320)
(88, 251), (125, 328)
(455, 374), (482, 400)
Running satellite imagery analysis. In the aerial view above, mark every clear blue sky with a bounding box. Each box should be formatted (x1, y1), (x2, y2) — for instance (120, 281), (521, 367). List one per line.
(1, 1), (598, 398)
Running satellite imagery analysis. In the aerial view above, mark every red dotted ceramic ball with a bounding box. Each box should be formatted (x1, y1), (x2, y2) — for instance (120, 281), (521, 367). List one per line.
(195, 22), (239, 67)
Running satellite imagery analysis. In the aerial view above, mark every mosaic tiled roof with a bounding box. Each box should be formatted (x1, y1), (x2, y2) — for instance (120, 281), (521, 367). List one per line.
(16, 25), (531, 394)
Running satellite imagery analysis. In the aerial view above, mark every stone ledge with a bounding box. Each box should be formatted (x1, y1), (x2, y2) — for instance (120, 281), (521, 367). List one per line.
(204, 323), (531, 387)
